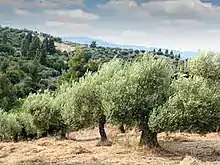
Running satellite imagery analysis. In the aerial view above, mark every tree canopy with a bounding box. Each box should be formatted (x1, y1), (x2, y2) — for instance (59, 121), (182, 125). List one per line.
(1, 25), (220, 152)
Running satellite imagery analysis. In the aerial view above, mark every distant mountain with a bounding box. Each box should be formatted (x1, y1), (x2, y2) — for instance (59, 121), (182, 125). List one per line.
(62, 36), (148, 50)
(62, 36), (197, 59)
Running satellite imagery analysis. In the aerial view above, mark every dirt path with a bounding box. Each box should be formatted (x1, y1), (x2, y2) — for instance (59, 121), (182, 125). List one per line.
(0, 127), (220, 165)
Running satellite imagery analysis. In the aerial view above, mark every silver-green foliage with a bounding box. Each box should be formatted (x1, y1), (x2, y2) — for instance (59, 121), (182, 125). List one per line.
(14, 111), (37, 136)
(149, 76), (220, 133)
(0, 109), (36, 140)
(22, 90), (65, 136)
(0, 109), (20, 140)
(57, 80), (102, 131)
(57, 59), (125, 130)
(189, 51), (220, 83)
(100, 54), (174, 125)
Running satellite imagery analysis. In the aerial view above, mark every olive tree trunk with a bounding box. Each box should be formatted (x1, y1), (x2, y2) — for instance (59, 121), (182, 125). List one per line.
(119, 124), (126, 133)
(96, 114), (112, 146)
(139, 119), (159, 148)
(60, 131), (66, 139)
(99, 114), (108, 142)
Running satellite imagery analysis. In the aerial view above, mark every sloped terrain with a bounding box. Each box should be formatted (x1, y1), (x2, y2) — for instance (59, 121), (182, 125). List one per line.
(0, 126), (220, 165)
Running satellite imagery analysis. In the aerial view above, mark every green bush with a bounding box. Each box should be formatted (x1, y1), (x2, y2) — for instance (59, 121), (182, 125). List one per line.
(0, 44), (15, 54)
(39, 67), (60, 79)
(0, 109), (21, 141)
(0, 108), (37, 141)
(14, 111), (37, 139)
(56, 81), (102, 131)
(22, 90), (66, 137)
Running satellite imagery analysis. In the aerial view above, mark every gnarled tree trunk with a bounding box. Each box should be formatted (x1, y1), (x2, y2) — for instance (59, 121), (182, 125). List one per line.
(60, 131), (66, 139)
(99, 114), (108, 142)
(97, 114), (112, 146)
(119, 124), (126, 133)
(139, 118), (159, 148)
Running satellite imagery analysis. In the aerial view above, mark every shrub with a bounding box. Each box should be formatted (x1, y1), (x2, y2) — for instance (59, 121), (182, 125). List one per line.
(57, 81), (101, 131)
(14, 111), (37, 139)
(22, 90), (66, 137)
(55, 59), (125, 143)
(0, 108), (37, 141)
(0, 44), (15, 54)
(0, 109), (21, 141)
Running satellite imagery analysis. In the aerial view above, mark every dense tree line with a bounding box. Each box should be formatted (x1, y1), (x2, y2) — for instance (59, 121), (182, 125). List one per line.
(0, 26), (69, 111)
(1, 25), (176, 111)
(84, 41), (181, 62)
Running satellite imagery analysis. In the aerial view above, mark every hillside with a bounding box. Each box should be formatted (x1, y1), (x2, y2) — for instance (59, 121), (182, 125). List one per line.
(0, 25), (184, 111)
(0, 25), (69, 111)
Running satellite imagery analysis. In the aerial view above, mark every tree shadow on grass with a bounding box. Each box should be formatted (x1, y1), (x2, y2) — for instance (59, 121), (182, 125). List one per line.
(69, 134), (126, 142)
(73, 137), (100, 142)
(154, 139), (220, 162)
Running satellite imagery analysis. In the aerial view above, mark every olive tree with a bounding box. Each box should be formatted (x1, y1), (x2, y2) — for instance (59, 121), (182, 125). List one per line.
(87, 59), (129, 138)
(189, 51), (220, 83)
(57, 81), (102, 131)
(14, 111), (37, 140)
(22, 90), (66, 137)
(100, 55), (174, 148)
(149, 76), (220, 134)
(57, 59), (125, 145)
(0, 107), (37, 141)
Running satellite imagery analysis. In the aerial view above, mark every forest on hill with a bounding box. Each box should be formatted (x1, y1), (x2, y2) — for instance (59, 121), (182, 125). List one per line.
(0, 25), (182, 112)
(0, 25), (68, 111)
(1, 25), (219, 151)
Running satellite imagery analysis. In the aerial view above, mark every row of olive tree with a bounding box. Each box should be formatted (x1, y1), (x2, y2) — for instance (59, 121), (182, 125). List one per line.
(1, 51), (220, 149)
(11, 54), (173, 147)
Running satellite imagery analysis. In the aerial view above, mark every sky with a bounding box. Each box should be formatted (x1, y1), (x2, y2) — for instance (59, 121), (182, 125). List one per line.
(0, 0), (220, 51)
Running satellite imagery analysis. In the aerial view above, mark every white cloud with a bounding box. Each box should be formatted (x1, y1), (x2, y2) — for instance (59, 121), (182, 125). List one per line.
(97, 0), (151, 19)
(42, 20), (120, 38)
(0, 0), (84, 11)
(1, 0), (220, 51)
(14, 9), (36, 17)
(95, 0), (220, 51)
(98, 0), (220, 22)
(45, 9), (100, 22)
(40, 18), (220, 52)
(142, 0), (220, 21)
(95, 29), (220, 52)
(48, 0), (84, 6)
(41, 21), (95, 37)
(45, 21), (92, 31)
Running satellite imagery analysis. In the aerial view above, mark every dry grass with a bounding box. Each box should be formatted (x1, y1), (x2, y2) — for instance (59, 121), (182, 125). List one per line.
(39, 36), (76, 53)
(54, 42), (76, 52)
(179, 155), (201, 165)
(0, 126), (220, 165)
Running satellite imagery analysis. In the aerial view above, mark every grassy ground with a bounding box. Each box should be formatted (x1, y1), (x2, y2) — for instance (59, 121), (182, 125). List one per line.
(54, 42), (76, 52)
(0, 125), (220, 165)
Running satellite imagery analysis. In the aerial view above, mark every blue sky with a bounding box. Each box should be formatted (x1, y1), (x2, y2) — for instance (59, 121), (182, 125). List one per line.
(0, 0), (220, 51)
